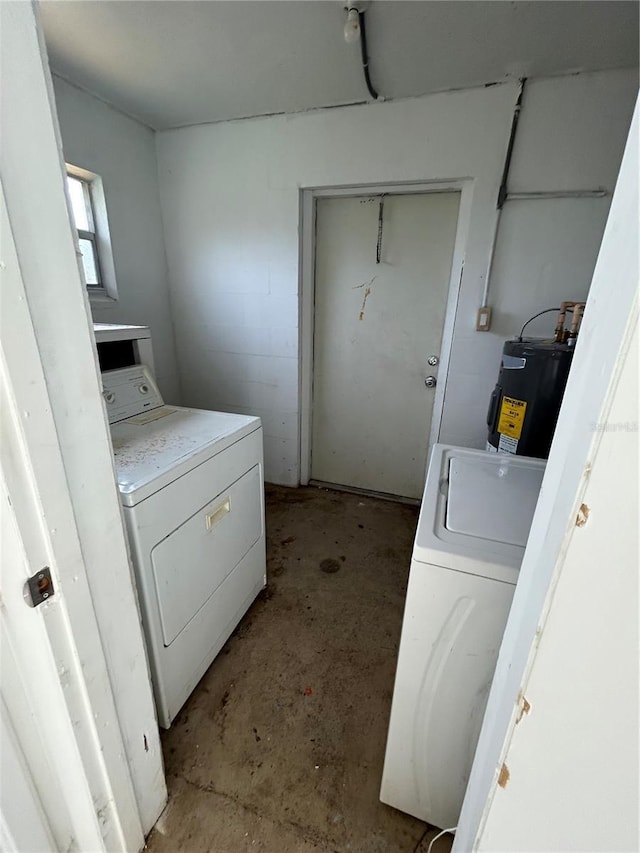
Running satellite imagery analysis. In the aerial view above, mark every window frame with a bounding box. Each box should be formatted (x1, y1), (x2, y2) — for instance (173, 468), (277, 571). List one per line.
(68, 172), (102, 288)
(65, 163), (118, 302)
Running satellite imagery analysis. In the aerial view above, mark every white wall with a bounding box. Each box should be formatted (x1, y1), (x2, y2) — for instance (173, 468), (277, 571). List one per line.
(488, 71), (637, 340)
(52, 76), (181, 402)
(455, 97), (639, 852)
(156, 68), (636, 485)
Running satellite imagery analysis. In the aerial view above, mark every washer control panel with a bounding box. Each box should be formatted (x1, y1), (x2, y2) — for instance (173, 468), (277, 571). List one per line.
(101, 365), (164, 424)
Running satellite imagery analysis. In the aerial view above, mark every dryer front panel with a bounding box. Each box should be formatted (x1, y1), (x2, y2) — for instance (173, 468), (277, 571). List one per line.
(151, 464), (262, 646)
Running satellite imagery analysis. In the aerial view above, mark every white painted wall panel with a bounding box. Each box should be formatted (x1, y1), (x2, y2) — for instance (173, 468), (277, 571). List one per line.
(157, 84), (510, 485)
(484, 197), (613, 340)
(508, 70), (637, 192)
(487, 70), (638, 342)
(156, 69), (637, 484)
(52, 76), (181, 402)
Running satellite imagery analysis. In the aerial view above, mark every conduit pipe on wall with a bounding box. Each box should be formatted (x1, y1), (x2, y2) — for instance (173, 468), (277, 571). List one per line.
(358, 9), (379, 101)
(506, 189), (608, 201)
(344, 4), (380, 101)
(478, 78), (527, 323)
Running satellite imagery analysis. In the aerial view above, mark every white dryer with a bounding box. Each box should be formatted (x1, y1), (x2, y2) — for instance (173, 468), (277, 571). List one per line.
(102, 364), (266, 728)
(380, 444), (545, 829)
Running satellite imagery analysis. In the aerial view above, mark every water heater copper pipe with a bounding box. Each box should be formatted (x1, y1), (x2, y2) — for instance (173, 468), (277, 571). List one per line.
(570, 304), (583, 335)
(554, 301), (586, 343)
(568, 302), (586, 342)
(555, 302), (575, 343)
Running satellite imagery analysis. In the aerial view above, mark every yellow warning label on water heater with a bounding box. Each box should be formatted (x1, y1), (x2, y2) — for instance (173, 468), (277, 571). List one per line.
(498, 396), (527, 439)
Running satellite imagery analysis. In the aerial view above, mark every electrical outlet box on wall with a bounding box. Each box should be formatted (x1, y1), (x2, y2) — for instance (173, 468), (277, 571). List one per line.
(477, 306), (492, 331)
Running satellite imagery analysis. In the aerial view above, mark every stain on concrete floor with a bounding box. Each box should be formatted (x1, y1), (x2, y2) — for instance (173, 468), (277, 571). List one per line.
(146, 485), (450, 853)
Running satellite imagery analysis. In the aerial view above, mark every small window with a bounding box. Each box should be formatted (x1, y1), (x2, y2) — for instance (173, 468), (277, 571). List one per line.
(66, 165), (117, 300)
(67, 172), (101, 287)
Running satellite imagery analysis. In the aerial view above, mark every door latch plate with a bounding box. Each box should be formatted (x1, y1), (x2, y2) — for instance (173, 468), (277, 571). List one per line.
(27, 567), (55, 607)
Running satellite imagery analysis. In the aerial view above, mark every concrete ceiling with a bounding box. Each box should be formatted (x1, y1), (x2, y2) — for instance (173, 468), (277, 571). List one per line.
(40, 1), (639, 131)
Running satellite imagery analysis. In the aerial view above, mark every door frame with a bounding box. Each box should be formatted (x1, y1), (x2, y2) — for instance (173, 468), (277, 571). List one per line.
(2, 3), (166, 846)
(299, 179), (473, 487)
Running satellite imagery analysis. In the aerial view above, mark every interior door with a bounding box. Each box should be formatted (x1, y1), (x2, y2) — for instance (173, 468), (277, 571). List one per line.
(311, 192), (460, 499)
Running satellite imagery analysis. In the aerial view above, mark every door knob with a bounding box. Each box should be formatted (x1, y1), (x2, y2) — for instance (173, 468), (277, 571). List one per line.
(424, 376), (437, 388)
(427, 355), (439, 366)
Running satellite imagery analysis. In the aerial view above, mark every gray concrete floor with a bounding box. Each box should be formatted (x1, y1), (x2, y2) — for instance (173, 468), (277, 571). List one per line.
(146, 485), (453, 853)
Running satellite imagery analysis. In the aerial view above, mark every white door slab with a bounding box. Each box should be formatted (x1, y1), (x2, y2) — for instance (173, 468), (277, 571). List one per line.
(311, 192), (460, 499)
(1, 4), (166, 843)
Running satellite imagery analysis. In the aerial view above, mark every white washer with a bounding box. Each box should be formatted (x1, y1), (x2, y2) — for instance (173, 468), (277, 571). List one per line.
(380, 444), (545, 829)
(103, 364), (266, 728)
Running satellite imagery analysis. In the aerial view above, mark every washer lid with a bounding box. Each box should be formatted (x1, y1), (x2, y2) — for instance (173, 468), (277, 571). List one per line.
(413, 445), (546, 582)
(446, 456), (544, 547)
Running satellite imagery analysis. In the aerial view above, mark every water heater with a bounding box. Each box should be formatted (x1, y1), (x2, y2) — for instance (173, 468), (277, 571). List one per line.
(486, 302), (584, 459)
(486, 339), (574, 458)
